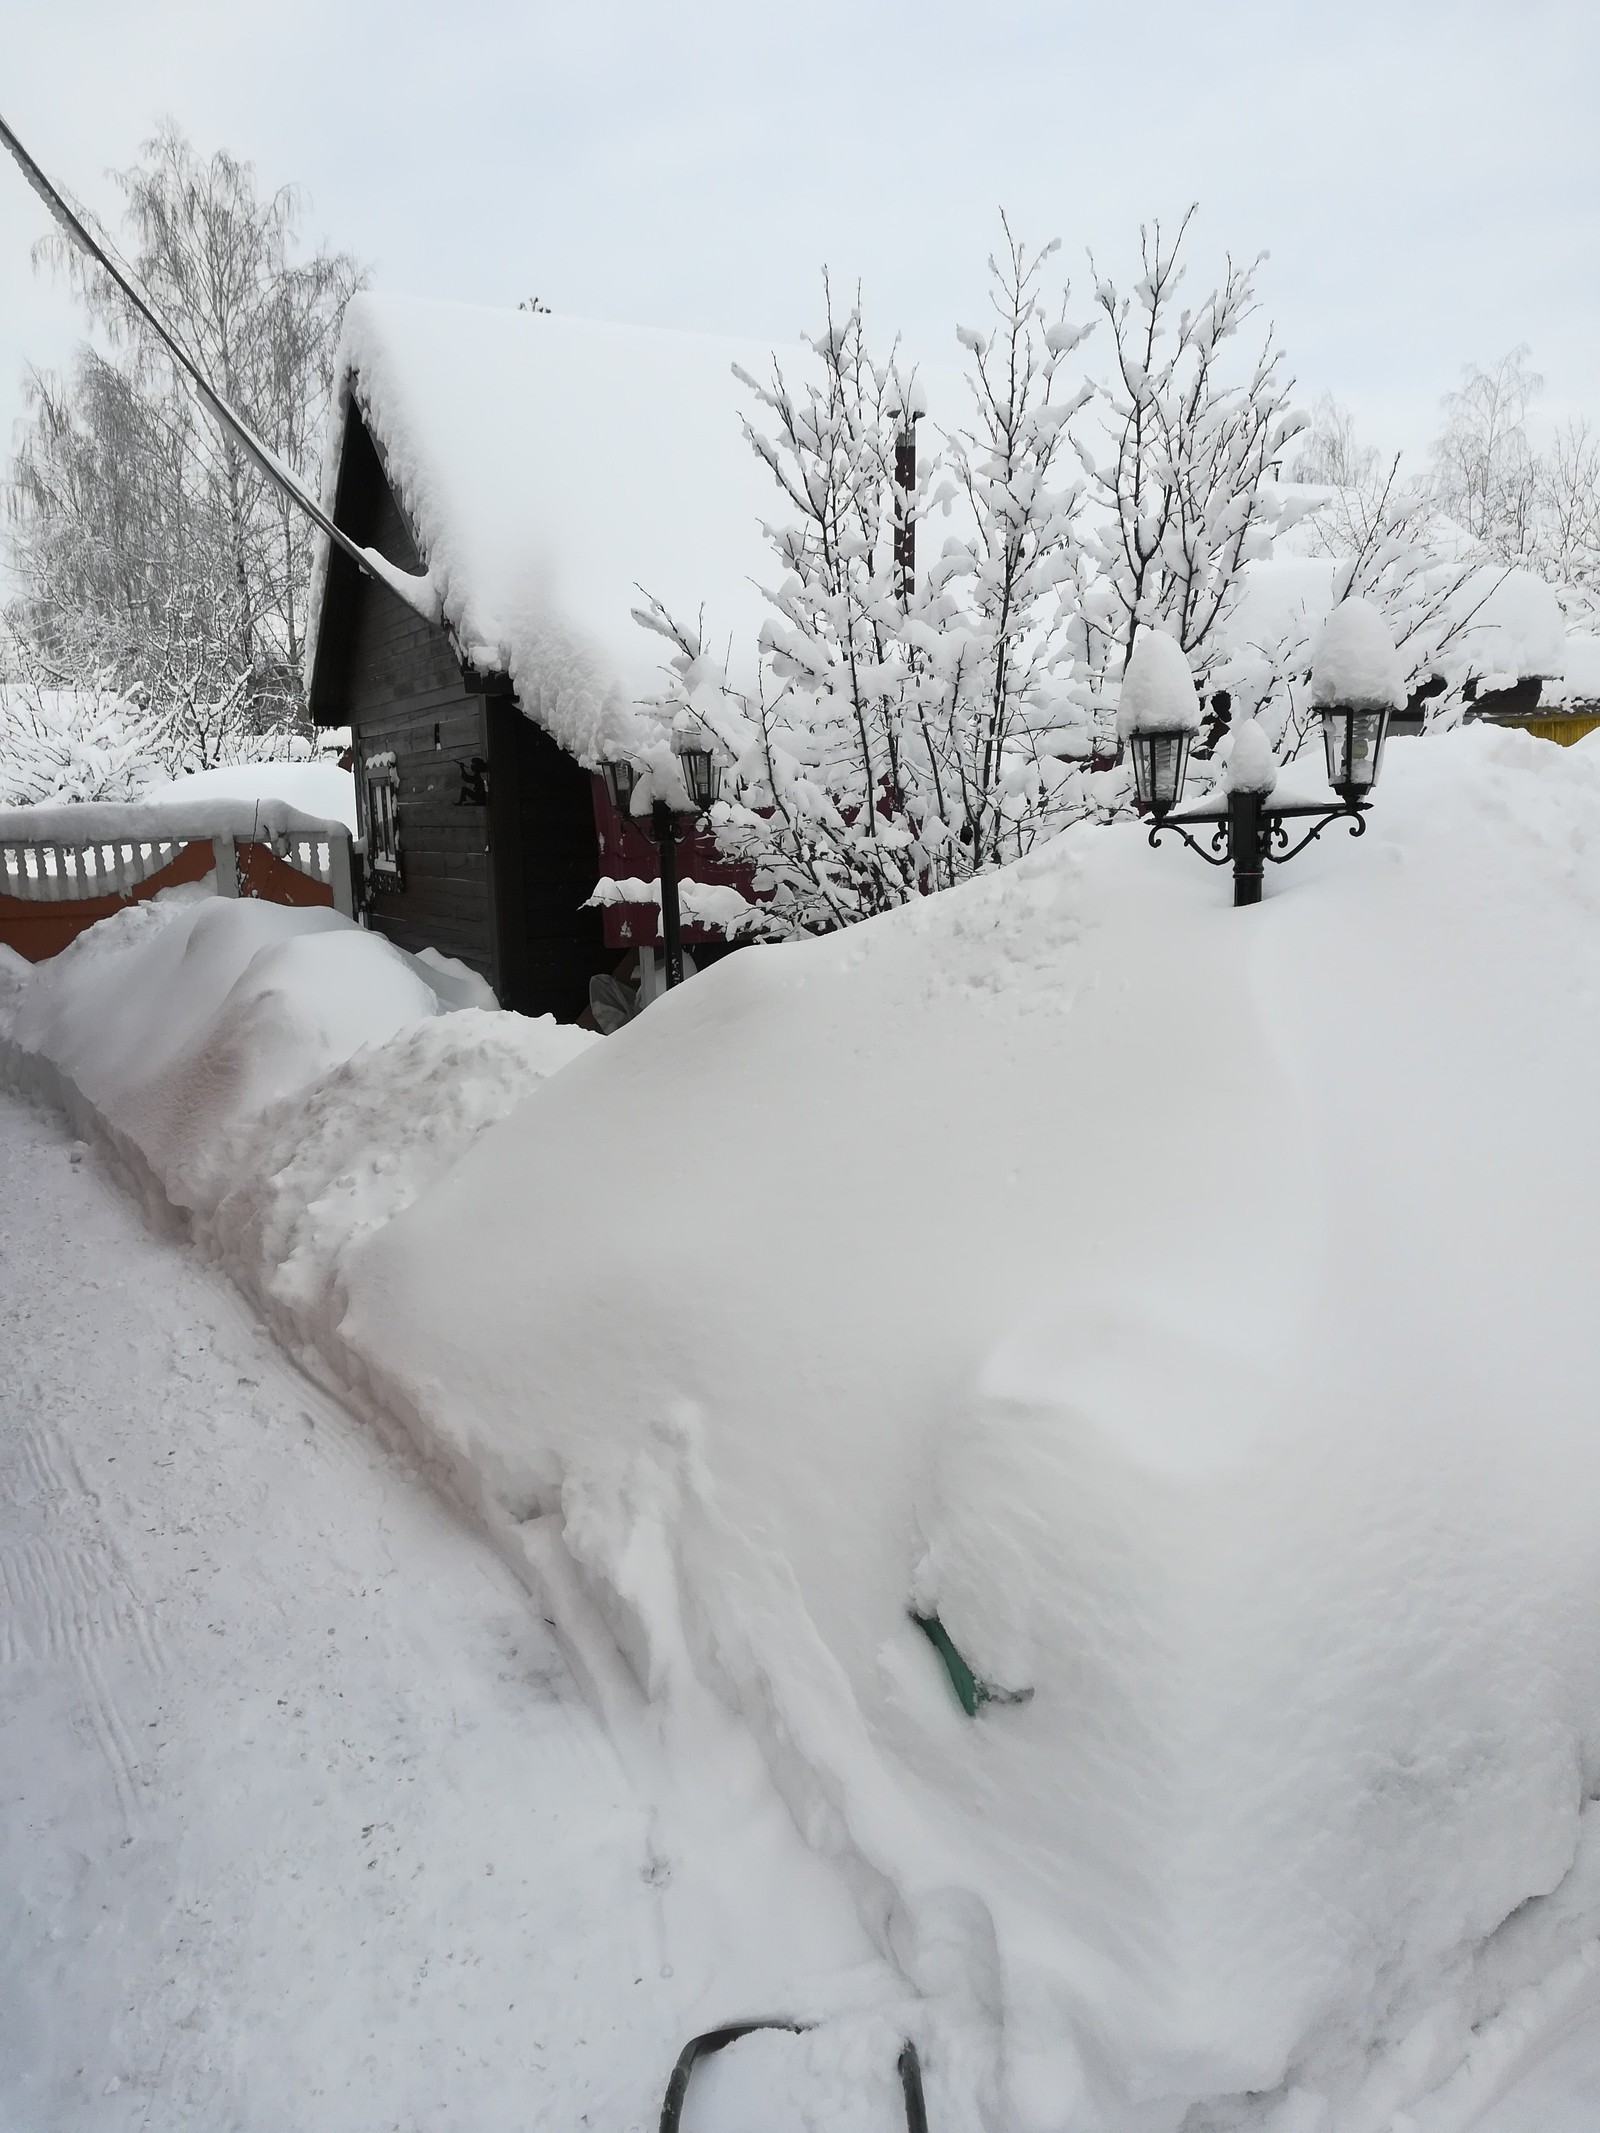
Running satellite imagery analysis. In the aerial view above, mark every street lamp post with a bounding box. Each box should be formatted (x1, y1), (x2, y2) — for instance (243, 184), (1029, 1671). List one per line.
(600, 737), (723, 989)
(1127, 601), (1406, 906)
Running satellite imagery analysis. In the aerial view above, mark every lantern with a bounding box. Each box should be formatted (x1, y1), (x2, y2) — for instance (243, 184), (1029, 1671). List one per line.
(673, 738), (721, 815)
(1310, 599), (1404, 806)
(1320, 705), (1391, 804)
(1127, 728), (1193, 819)
(1117, 630), (1202, 820)
(600, 756), (638, 817)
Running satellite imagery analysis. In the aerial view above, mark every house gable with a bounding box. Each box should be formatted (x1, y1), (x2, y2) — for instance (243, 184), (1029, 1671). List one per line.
(307, 403), (506, 989)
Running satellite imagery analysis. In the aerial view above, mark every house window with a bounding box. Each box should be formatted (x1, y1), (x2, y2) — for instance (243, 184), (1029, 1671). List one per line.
(363, 750), (401, 878)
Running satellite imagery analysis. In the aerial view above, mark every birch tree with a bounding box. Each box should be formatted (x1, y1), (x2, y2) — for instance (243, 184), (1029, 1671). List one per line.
(5, 123), (363, 766)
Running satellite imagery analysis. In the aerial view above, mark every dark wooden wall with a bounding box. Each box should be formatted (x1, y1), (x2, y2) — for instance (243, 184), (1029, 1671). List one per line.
(487, 701), (608, 1020)
(311, 409), (496, 987)
(310, 403), (609, 1017)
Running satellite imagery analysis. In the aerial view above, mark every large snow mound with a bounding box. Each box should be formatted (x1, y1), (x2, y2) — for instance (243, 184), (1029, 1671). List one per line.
(7, 729), (1600, 2129)
(0, 898), (585, 1226)
(334, 726), (1600, 2126)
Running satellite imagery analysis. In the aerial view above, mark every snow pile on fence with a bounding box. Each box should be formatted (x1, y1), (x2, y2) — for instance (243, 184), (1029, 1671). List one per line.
(8, 727), (1600, 2130)
(134, 760), (358, 832)
(0, 795), (348, 847)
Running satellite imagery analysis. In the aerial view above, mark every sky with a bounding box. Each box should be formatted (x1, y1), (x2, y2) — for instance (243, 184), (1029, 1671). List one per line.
(2, 0), (1598, 478)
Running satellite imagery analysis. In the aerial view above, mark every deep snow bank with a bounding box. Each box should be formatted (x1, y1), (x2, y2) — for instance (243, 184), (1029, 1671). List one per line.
(0, 893), (589, 1261)
(7, 731), (1600, 2130)
(333, 728), (1600, 2128)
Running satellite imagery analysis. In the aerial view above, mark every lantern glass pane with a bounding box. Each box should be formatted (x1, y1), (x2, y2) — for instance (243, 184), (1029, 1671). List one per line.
(677, 745), (718, 813)
(602, 759), (637, 816)
(1322, 708), (1390, 795)
(1132, 730), (1190, 813)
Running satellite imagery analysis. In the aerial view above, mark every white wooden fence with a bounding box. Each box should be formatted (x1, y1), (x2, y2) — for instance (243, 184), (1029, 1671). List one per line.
(0, 830), (353, 915)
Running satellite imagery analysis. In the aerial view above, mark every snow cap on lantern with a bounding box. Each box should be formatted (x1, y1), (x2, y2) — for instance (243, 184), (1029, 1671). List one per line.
(1224, 717), (1279, 798)
(1118, 630), (1201, 818)
(1312, 598), (1405, 801)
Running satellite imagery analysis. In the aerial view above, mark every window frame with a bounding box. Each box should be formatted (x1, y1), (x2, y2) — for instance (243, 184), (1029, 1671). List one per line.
(362, 748), (402, 881)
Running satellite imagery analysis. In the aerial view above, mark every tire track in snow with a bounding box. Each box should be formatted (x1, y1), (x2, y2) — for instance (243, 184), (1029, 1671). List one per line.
(0, 1401), (166, 1827)
(0, 1534), (157, 1666)
(75, 1644), (146, 1831)
(4, 1418), (68, 1506)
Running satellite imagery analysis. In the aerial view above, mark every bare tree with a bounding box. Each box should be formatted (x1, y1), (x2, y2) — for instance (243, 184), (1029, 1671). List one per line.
(5, 123), (364, 770)
(1429, 346), (1542, 558)
(923, 222), (1096, 876)
(630, 234), (1116, 937)
(1068, 207), (1310, 713)
(1535, 418), (1600, 608)
(1289, 392), (1380, 489)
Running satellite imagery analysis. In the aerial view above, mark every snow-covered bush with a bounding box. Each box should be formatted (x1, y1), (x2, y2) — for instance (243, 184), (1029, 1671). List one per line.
(0, 671), (162, 804)
(634, 245), (1104, 935)
(640, 215), (1307, 937)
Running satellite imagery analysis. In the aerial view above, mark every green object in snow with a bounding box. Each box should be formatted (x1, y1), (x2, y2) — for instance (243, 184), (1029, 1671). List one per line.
(911, 1611), (1032, 1716)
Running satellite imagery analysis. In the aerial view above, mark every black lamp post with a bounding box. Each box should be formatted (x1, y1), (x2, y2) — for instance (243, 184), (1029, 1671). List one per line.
(599, 740), (722, 990)
(1138, 600), (1405, 907)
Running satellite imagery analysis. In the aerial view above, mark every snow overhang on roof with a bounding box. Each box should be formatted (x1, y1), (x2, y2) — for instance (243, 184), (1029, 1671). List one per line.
(1451, 567), (1566, 688)
(306, 295), (790, 765)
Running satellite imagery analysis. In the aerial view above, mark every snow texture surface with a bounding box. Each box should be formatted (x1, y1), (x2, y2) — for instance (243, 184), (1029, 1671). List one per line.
(0, 1090), (903, 2133)
(1560, 635), (1600, 705)
(1458, 568), (1567, 686)
(1311, 595), (1408, 710)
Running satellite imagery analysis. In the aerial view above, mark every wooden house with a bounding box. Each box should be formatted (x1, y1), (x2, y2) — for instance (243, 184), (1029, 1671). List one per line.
(305, 298), (778, 1019)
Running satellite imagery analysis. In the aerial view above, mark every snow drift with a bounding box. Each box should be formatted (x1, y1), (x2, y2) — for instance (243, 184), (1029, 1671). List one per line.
(7, 728), (1600, 2131)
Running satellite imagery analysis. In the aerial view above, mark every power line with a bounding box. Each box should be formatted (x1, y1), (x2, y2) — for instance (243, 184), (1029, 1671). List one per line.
(0, 109), (413, 606)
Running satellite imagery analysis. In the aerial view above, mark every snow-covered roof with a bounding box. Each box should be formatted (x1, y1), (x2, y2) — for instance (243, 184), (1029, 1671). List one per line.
(1452, 567), (1566, 685)
(1218, 557), (1340, 667)
(1563, 635), (1600, 704)
(1218, 557), (1570, 689)
(309, 296), (791, 765)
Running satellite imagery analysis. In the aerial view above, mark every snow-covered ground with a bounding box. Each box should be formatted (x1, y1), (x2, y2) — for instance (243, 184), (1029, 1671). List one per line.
(10, 724), (1600, 2129)
(0, 1090), (908, 2133)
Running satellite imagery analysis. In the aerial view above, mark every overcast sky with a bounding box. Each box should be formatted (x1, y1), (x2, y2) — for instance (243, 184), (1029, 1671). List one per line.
(3, 0), (1598, 472)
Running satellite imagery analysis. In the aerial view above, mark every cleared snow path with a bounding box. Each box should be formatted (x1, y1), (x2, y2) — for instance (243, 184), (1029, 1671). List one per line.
(0, 1089), (898, 2133)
